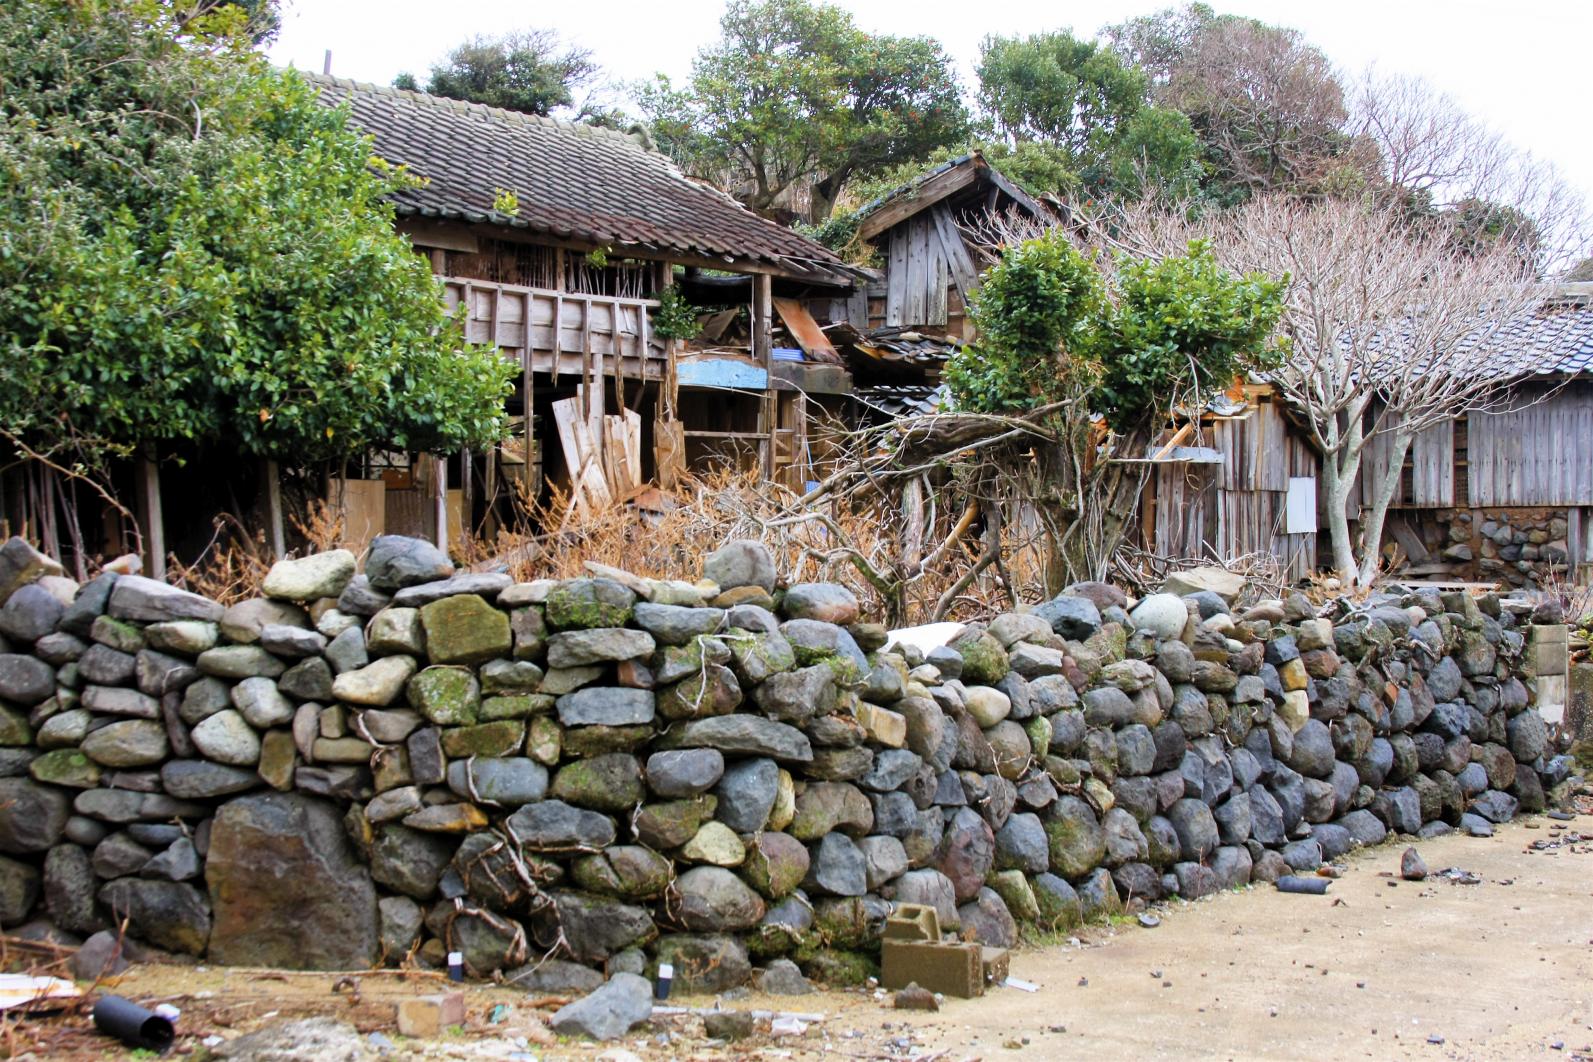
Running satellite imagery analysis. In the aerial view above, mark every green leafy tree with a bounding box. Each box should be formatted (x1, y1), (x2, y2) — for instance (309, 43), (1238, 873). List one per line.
(395, 29), (614, 122)
(1, 0), (512, 475)
(946, 232), (1282, 427)
(974, 29), (1202, 201)
(637, 0), (968, 222)
(943, 229), (1284, 580)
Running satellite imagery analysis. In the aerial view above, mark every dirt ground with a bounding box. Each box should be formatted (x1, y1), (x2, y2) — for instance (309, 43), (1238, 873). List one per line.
(10, 813), (1593, 1061)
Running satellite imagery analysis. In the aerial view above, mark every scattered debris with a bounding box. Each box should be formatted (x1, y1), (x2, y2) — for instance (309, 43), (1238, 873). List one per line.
(1137, 913), (1161, 928)
(0, 974), (81, 1012)
(1003, 977), (1039, 993)
(1276, 876), (1331, 895)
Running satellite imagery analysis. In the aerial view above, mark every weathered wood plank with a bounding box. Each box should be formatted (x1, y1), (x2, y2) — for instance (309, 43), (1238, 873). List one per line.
(885, 228), (909, 327)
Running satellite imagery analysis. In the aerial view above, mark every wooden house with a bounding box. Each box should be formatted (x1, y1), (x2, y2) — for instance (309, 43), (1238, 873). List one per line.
(813, 154), (1048, 421)
(1360, 285), (1593, 586)
(309, 75), (858, 546)
(1142, 285), (1593, 587)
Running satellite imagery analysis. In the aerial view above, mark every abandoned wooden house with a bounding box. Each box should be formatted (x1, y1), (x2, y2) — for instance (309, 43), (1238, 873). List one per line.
(809, 153), (1048, 425)
(308, 74), (860, 545)
(1141, 284), (1593, 587)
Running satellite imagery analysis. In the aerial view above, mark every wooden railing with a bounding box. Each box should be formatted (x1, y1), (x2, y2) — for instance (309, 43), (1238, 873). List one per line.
(440, 277), (665, 380)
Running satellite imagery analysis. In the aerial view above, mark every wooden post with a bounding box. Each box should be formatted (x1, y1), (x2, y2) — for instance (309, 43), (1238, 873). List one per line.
(137, 451), (166, 579)
(459, 447), (473, 543)
(264, 459), (286, 559)
(434, 455), (449, 555)
(522, 290), (535, 495)
(752, 273), (775, 479)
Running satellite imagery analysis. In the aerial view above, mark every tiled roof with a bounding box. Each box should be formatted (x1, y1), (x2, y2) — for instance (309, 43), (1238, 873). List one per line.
(1470, 295), (1593, 377)
(853, 384), (950, 418)
(306, 74), (852, 284)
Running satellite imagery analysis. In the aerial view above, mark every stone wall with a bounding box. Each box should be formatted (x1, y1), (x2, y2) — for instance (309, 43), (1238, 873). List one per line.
(0, 538), (1571, 993)
(1412, 507), (1573, 588)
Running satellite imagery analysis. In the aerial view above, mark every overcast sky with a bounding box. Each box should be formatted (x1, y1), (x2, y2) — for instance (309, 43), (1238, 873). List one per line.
(267, 0), (1593, 205)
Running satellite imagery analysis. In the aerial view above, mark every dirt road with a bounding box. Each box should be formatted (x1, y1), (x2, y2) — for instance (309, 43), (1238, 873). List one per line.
(860, 814), (1593, 1061)
(33, 815), (1593, 1061)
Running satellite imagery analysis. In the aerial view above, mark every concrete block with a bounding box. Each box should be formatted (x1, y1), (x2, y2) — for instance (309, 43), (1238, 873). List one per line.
(980, 946), (1010, 985)
(881, 940), (983, 998)
(882, 903), (939, 942)
(396, 993), (465, 1038)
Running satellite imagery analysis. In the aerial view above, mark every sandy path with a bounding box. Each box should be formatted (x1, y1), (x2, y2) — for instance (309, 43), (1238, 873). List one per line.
(857, 814), (1593, 1061)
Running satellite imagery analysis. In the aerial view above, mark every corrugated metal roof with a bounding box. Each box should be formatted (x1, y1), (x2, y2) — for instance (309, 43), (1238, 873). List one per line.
(306, 74), (852, 284)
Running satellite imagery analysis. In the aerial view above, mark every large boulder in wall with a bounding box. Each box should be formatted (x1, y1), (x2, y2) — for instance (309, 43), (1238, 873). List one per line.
(206, 792), (379, 969)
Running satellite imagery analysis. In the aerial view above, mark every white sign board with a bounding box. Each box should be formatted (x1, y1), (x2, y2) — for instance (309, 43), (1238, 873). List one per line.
(1285, 477), (1318, 535)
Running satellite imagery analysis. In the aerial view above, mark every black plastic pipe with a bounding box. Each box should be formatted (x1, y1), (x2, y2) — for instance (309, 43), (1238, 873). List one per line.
(91, 995), (174, 1053)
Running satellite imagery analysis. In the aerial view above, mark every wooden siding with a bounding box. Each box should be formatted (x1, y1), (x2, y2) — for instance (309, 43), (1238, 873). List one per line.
(1150, 406), (1318, 582)
(440, 278), (663, 380)
(1363, 420), (1455, 509)
(882, 205), (980, 331)
(1469, 387), (1593, 506)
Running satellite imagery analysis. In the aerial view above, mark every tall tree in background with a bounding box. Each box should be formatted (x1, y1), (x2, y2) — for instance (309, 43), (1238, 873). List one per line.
(395, 29), (617, 122)
(637, 0), (967, 222)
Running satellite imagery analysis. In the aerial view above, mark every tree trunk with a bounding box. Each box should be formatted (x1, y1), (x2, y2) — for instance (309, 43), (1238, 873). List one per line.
(1320, 455), (1357, 584)
(1356, 430), (1413, 587)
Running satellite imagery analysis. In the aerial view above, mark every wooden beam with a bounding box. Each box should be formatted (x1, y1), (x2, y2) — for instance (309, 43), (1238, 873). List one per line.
(137, 452), (165, 579)
(264, 459), (286, 559)
(458, 222), (849, 286)
(752, 273), (775, 479)
(856, 161), (981, 241)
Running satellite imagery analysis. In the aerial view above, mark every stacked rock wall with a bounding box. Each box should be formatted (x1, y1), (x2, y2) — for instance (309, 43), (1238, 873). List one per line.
(0, 536), (1570, 992)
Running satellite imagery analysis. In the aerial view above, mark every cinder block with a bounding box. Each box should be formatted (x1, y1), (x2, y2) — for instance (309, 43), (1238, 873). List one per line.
(882, 903), (939, 942)
(396, 992), (465, 1038)
(881, 940), (983, 998)
(980, 946), (1010, 985)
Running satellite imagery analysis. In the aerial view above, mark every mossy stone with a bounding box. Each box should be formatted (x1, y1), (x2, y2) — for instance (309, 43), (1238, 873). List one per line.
(439, 720), (525, 758)
(550, 753), (643, 812)
(544, 578), (635, 630)
(526, 716), (562, 765)
(419, 596), (511, 665)
(950, 630), (1009, 686)
(27, 749), (99, 788)
(0, 706), (32, 747)
(479, 694), (553, 721)
(406, 666), (480, 725)
(634, 796), (717, 849)
(793, 944), (878, 987)
(570, 845), (672, 900)
(561, 724), (653, 758)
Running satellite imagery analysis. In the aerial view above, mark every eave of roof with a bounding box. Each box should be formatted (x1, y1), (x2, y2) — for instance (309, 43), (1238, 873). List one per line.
(302, 72), (856, 286)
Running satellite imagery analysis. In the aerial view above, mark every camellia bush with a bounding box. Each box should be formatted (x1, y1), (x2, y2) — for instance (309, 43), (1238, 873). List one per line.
(0, 0), (513, 472)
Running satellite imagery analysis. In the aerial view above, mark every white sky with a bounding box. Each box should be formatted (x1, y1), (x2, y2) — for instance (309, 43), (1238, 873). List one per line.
(267, 0), (1593, 205)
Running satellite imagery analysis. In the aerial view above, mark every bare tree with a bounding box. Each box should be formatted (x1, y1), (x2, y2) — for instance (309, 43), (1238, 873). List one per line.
(1207, 197), (1544, 584)
(984, 194), (1548, 586)
(1349, 70), (1593, 273)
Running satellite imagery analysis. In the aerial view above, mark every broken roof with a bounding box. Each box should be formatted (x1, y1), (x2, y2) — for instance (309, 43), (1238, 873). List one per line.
(307, 74), (853, 285)
(854, 153), (1049, 243)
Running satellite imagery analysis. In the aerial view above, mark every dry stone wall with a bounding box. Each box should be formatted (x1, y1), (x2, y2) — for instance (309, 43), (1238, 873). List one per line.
(0, 537), (1571, 993)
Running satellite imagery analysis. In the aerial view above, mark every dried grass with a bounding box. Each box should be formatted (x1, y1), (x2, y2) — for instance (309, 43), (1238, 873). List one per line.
(466, 468), (1041, 627)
